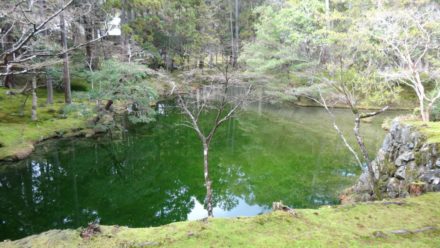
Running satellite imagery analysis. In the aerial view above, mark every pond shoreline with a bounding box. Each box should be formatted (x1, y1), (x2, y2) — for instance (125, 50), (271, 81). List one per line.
(2, 192), (439, 247)
(0, 97), (403, 163)
(0, 103), (395, 241)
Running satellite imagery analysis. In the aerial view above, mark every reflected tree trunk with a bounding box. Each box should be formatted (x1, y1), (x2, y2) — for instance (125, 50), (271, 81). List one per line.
(176, 65), (251, 217)
(203, 142), (213, 216)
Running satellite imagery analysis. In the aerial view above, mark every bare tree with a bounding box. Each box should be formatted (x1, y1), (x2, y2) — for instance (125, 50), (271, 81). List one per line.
(0, 0), (74, 77)
(369, 5), (440, 121)
(176, 65), (251, 216)
(0, 1), (107, 73)
(305, 78), (389, 198)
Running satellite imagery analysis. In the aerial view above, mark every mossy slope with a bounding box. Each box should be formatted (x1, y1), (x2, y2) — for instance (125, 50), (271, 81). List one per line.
(406, 120), (440, 144)
(2, 193), (439, 248)
(0, 88), (90, 161)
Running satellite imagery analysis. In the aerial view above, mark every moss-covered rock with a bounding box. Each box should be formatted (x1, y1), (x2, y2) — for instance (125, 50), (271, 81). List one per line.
(350, 118), (440, 201)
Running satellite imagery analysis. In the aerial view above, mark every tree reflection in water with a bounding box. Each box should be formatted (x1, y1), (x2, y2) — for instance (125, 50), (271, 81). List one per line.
(0, 102), (396, 241)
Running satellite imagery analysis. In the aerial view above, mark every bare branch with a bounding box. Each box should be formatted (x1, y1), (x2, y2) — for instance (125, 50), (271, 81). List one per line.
(304, 89), (363, 168)
(0, 0), (74, 60)
(359, 106), (389, 119)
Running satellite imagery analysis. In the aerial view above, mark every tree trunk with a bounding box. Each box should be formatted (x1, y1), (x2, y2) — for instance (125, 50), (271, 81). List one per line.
(427, 101), (434, 122)
(203, 142), (213, 217)
(4, 66), (14, 89)
(59, 2), (72, 104)
(31, 75), (38, 121)
(229, 1), (235, 66)
(84, 16), (96, 70)
(46, 75), (53, 104)
(325, 0), (330, 28)
(354, 114), (377, 195)
(105, 100), (113, 111)
(209, 52), (213, 68)
(120, 0), (131, 60)
(419, 95), (428, 122)
(234, 0), (240, 67)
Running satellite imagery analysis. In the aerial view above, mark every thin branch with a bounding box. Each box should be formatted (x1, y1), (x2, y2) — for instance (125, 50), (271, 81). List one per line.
(359, 106), (389, 119)
(0, 0), (74, 60)
(305, 89), (363, 168)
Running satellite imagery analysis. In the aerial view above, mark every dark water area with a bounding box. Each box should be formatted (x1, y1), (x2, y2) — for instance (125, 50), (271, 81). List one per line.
(0, 103), (402, 241)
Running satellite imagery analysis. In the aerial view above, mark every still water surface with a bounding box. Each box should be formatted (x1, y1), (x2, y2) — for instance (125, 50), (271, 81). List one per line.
(0, 103), (401, 240)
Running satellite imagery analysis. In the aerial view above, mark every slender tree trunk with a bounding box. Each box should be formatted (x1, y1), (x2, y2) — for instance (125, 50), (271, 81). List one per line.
(258, 86), (263, 116)
(325, 0), (330, 28)
(229, 1), (235, 66)
(209, 52), (213, 68)
(59, 3), (72, 104)
(120, 0), (130, 61)
(427, 101), (434, 121)
(127, 41), (132, 63)
(353, 115), (371, 167)
(203, 141), (213, 217)
(4, 64), (13, 89)
(418, 94), (428, 122)
(46, 75), (53, 104)
(354, 114), (377, 196)
(413, 72), (428, 121)
(84, 16), (95, 70)
(234, 0), (240, 67)
(31, 75), (38, 121)
(2, 24), (15, 89)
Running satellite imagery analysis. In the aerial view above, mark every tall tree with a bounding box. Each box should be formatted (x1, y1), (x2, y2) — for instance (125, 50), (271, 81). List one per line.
(59, 0), (72, 104)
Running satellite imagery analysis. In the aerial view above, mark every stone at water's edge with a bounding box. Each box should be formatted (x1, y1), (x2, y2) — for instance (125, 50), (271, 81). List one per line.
(344, 118), (440, 202)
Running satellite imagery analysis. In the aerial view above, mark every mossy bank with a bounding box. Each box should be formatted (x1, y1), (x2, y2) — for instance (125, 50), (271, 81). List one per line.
(1, 193), (439, 248)
(0, 88), (94, 161)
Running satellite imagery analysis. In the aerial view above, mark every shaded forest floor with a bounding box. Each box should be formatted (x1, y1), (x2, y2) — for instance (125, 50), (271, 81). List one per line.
(0, 88), (93, 161)
(2, 193), (439, 248)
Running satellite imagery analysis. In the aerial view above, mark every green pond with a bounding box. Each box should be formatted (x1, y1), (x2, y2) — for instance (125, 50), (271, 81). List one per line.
(0, 103), (401, 241)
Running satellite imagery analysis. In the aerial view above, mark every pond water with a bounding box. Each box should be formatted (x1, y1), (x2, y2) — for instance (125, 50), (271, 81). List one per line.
(0, 103), (401, 241)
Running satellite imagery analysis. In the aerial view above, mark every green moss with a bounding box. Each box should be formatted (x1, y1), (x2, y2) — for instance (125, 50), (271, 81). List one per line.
(404, 120), (440, 144)
(383, 160), (397, 175)
(2, 193), (440, 247)
(0, 88), (92, 160)
(414, 151), (423, 166)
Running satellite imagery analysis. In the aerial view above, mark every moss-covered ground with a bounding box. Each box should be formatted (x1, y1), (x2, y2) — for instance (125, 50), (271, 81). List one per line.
(403, 119), (440, 144)
(2, 193), (439, 248)
(0, 88), (92, 161)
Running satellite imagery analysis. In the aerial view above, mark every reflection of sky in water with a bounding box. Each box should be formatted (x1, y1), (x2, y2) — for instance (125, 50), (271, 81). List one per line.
(0, 104), (403, 241)
(187, 196), (268, 220)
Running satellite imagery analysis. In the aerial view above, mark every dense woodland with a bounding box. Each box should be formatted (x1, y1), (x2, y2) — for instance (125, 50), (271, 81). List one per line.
(1, 0), (440, 225)
(1, 0), (439, 118)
